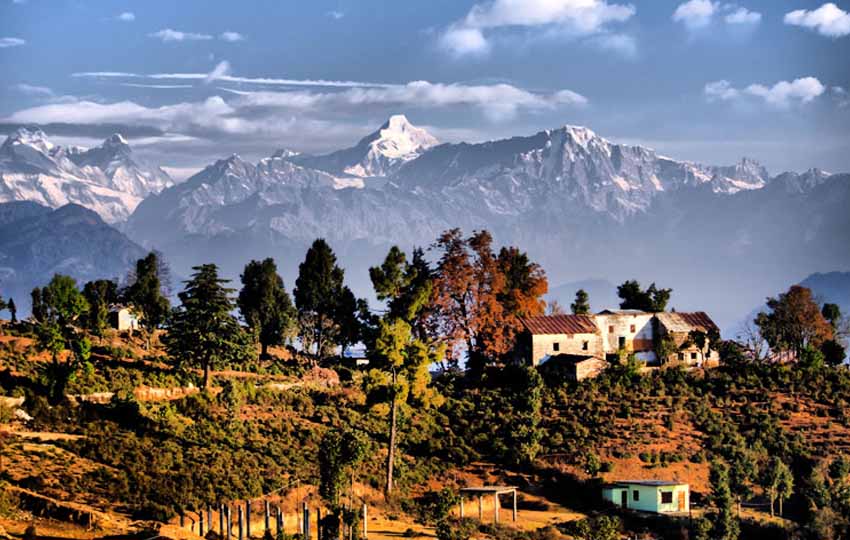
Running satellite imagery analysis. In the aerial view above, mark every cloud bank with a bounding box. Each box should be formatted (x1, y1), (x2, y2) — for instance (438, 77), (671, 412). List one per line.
(705, 77), (826, 107)
(784, 3), (850, 38)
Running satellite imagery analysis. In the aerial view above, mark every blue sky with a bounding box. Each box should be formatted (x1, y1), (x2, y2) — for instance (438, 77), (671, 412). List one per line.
(1, 0), (848, 178)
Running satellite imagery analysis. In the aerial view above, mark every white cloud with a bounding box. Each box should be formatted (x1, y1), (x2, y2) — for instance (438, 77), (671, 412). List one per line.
(11, 83), (54, 97)
(673, 2), (761, 29)
(705, 77), (826, 108)
(784, 3), (850, 38)
(704, 80), (739, 101)
(724, 7), (761, 24)
(220, 31), (245, 42)
(148, 29), (213, 42)
(832, 86), (849, 108)
(672, 0), (716, 29)
(73, 71), (398, 89)
(117, 12), (135, 22)
(327, 11), (345, 20)
(589, 32), (637, 57)
(204, 61), (231, 84)
(439, 0), (636, 57)
(0, 37), (26, 48)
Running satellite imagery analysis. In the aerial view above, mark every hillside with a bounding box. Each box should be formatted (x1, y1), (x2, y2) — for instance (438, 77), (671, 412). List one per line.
(1, 319), (847, 540)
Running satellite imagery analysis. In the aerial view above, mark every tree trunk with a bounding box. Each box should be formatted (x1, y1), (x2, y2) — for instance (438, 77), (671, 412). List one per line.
(769, 495), (775, 517)
(261, 341), (268, 359)
(386, 369), (398, 498)
(203, 361), (211, 389)
(779, 497), (783, 517)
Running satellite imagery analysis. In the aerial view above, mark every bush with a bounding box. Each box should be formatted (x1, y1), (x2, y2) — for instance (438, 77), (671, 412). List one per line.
(435, 518), (477, 540)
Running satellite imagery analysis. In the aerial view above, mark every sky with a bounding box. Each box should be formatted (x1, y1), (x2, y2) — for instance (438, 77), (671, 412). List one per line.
(1, 0), (849, 179)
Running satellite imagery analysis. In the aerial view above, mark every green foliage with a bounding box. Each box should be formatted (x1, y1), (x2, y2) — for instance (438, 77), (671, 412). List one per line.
(617, 280), (671, 312)
(318, 428), (368, 507)
(435, 518), (477, 540)
(571, 289), (590, 315)
(164, 264), (251, 388)
(124, 252), (171, 348)
(82, 279), (118, 338)
(416, 488), (460, 525)
(238, 258), (296, 357)
(756, 285), (834, 356)
(709, 459), (740, 540)
(564, 515), (622, 540)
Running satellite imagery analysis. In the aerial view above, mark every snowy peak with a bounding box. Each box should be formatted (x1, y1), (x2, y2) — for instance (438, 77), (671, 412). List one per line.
(290, 114), (439, 178)
(0, 129), (173, 222)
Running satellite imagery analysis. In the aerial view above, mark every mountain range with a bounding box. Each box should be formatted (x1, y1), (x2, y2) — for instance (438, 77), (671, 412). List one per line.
(1, 116), (848, 330)
(0, 128), (172, 223)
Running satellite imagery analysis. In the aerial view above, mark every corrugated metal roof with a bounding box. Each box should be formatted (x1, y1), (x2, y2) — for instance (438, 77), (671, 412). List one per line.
(656, 312), (718, 333)
(521, 314), (599, 335)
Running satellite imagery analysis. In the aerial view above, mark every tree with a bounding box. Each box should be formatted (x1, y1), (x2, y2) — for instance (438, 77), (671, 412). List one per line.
(31, 275), (90, 400)
(571, 289), (591, 315)
(125, 252), (171, 350)
(727, 444), (757, 517)
(370, 246), (433, 337)
(430, 229), (546, 374)
(237, 258), (296, 358)
(763, 457), (793, 517)
(6, 298), (15, 323)
(617, 280), (671, 312)
(82, 279), (118, 340)
(371, 317), (443, 497)
(319, 428), (367, 507)
(709, 459), (740, 540)
(294, 239), (347, 360)
(755, 285), (833, 357)
(164, 264), (251, 389)
(823, 303), (842, 330)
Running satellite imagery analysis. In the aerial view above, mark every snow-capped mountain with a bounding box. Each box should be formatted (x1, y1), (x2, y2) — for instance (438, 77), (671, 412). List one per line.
(0, 128), (173, 223)
(290, 114), (439, 178)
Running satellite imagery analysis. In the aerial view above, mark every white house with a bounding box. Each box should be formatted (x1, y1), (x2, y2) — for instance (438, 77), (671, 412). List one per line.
(602, 480), (689, 514)
(109, 305), (139, 331)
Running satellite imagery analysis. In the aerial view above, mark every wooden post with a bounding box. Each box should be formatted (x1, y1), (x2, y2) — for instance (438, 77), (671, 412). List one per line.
(246, 500), (251, 539)
(238, 507), (244, 540)
(180, 514), (185, 528)
(200, 511), (205, 537)
(227, 506), (233, 540)
(362, 504), (368, 539)
(277, 507), (283, 536)
(317, 508), (322, 540)
(494, 493), (499, 524)
(220, 504), (226, 537)
(303, 505), (310, 540)
(459, 497), (464, 518)
(478, 496), (483, 521)
(209, 508), (214, 533)
(265, 501), (271, 533)
(299, 503), (305, 535)
(512, 490), (517, 522)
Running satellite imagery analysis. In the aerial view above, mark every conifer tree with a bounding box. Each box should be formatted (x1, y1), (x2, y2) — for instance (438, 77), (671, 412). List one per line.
(294, 239), (346, 360)
(7, 298), (15, 323)
(238, 258), (296, 358)
(125, 252), (171, 350)
(165, 264), (250, 389)
(571, 289), (591, 315)
(82, 279), (118, 340)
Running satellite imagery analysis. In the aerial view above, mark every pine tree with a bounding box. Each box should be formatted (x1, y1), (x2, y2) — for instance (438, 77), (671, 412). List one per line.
(709, 459), (740, 540)
(164, 264), (250, 389)
(82, 279), (118, 340)
(7, 298), (15, 323)
(125, 252), (171, 350)
(238, 258), (296, 358)
(571, 289), (591, 315)
(294, 239), (346, 360)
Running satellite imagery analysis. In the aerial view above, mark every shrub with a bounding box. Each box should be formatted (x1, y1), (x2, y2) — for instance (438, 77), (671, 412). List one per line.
(436, 518), (478, 540)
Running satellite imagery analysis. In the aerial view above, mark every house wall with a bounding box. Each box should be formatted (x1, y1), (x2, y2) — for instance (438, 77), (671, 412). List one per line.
(622, 484), (689, 514)
(530, 333), (602, 366)
(596, 313), (656, 356)
(602, 487), (627, 507)
(572, 358), (609, 381)
(114, 309), (139, 331)
(665, 331), (719, 367)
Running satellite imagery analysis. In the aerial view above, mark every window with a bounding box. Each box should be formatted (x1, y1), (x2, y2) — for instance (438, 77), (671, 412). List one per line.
(630, 324), (636, 333)
(582, 341), (589, 351)
(632, 490), (639, 501)
(553, 342), (560, 352)
(608, 325), (614, 333)
(660, 491), (673, 504)
(619, 336), (626, 349)
(678, 352), (685, 361)
(691, 352), (697, 360)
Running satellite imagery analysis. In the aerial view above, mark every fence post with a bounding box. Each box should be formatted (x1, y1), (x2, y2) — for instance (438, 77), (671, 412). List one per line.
(220, 504), (226, 537)
(238, 506), (244, 540)
(265, 501), (271, 533)
(200, 511), (205, 537)
(362, 504), (368, 540)
(303, 504), (310, 540)
(209, 508), (214, 533)
(227, 505), (233, 540)
(317, 508), (322, 540)
(277, 506), (283, 536)
(180, 514), (185, 528)
(246, 500), (252, 539)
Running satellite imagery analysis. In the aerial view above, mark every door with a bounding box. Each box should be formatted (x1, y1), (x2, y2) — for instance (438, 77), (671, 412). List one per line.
(677, 491), (686, 512)
(620, 491), (628, 509)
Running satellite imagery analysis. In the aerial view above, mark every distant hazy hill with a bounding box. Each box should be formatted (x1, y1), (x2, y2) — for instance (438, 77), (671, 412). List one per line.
(0, 201), (147, 315)
(800, 271), (850, 316)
